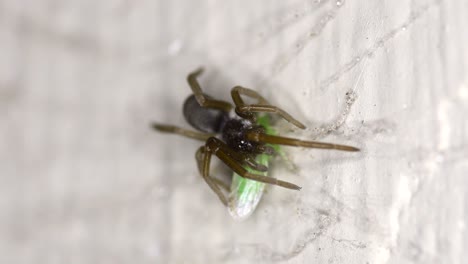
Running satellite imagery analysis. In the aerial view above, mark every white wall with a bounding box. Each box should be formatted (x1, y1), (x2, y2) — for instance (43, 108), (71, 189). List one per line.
(1, 0), (467, 263)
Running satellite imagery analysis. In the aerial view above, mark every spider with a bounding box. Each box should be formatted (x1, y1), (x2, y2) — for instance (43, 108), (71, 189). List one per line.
(151, 68), (359, 206)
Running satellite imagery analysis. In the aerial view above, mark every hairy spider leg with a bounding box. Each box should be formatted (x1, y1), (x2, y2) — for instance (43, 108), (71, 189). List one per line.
(195, 146), (230, 192)
(230, 86), (306, 129)
(219, 146), (269, 172)
(210, 178), (230, 192)
(241, 155), (269, 172)
(187, 68), (233, 112)
(231, 86), (270, 104)
(204, 137), (301, 191)
(196, 146), (229, 205)
(246, 132), (360, 152)
(151, 123), (214, 141)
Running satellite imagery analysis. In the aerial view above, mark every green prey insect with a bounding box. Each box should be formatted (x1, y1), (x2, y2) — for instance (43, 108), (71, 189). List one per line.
(152, 68), (360, 219)
(227, 114), (281, 220)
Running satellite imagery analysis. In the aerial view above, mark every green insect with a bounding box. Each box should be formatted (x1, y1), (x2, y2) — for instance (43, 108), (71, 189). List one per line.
(227, 114), (280, 220)
(152, 68), (359, 220)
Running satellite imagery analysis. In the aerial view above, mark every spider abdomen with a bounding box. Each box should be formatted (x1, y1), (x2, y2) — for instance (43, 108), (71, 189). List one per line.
(183, 94), (229, 133)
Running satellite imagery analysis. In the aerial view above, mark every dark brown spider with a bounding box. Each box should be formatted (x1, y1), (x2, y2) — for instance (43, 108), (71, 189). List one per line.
(151, 68), (359, 206)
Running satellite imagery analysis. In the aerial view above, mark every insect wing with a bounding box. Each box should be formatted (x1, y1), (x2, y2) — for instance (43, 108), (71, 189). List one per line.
(228, 153), (269, 220)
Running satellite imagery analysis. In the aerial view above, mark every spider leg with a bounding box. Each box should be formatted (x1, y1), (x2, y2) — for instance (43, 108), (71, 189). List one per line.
(246, 132), (360, 152)
(255, 145), (276, 156)
(242, 156), (268, 172)
(205, 137), (301, 190)
(221, 147), (268, 172)
(228, 153), (268, 172)
(231, 86), (270, 104)
(210, 178), (230, 192)
(187, 68), (233, 112)
(151, 123), (214, 141)
(194, 146), (230, 191)
(196, 146), (229, 205)
(231, 86), (306, 129)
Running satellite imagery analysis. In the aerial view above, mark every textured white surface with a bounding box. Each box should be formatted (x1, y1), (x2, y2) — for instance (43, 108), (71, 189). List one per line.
(1, 0), (467, 263)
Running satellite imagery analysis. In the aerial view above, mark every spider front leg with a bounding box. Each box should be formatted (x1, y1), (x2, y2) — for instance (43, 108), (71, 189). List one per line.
(230, 86), (306, 129)
(204, 137), (301, 191)
(187, 68), (233, 112)
(246, 131), (360, 152)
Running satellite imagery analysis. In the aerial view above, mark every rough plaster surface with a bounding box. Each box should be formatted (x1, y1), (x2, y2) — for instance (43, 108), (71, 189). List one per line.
(1, 0), (467, 263)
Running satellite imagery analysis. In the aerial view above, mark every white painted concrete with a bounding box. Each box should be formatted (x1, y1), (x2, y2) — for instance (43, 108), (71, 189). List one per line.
(1, 0), (467, 263)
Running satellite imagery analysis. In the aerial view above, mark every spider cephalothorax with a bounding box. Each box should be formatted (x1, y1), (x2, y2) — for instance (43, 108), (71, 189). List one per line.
(221, 119), (266, 154)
